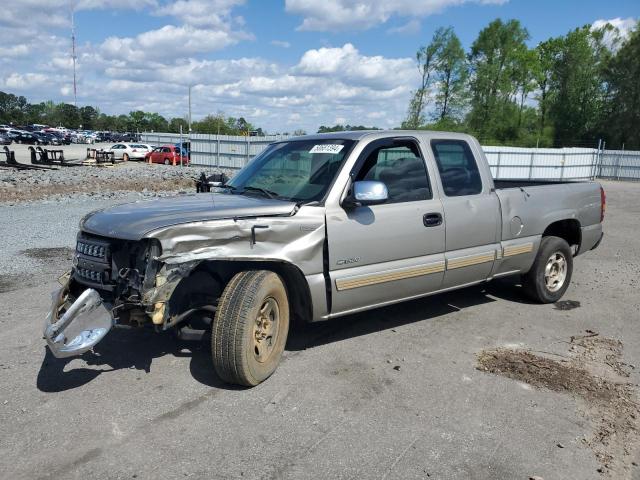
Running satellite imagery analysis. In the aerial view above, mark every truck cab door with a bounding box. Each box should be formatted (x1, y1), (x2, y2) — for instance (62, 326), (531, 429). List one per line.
(429, 139), (500, 288)
(326, 138), (446, 316)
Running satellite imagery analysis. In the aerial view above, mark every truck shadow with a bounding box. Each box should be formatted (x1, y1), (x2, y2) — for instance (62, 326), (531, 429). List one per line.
(36, 277), (529, 392)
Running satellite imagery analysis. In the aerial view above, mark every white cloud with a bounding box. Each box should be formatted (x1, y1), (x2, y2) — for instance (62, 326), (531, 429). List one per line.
(295, 43), (418, 90)
(0, 2), (419, 132)
(154, 0), (245, 27)
(2, 73), (49, 89)
(285, 0), (508, 31)
(387, 19), (421, 35)
(0, 44), (30, 57)
(271, 40), (292, 48)
(592, 17), (637, 50)
(100, 24), (253, 62)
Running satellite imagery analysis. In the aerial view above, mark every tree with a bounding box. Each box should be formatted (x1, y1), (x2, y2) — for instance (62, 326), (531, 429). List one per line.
(79, 106), (98, 130)
(433, 27), (468, 121)
(534, 38), (561, 137)
(168, 117), (189, 133)
(601, 22), (640, 149)
(466, 19), (529, 141)
(548, 26), (609, 146)
(403, 28), (446, 128)
(512, 48), (539, 129)
(57, 103), (80, 128)
(0, 92), (28, 124)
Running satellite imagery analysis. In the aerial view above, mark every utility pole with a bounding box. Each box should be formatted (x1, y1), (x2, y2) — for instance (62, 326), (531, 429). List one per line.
(71, 9), (78, 107)
(188, 85), (192, 133)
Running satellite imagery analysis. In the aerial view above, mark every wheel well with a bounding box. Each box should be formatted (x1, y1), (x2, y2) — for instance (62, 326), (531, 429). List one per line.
(168, 260), (313, 325)
(542, 219), (581, 251)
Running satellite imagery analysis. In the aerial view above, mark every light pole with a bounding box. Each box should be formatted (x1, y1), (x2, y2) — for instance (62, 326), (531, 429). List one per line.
(188, 85), (192, 133)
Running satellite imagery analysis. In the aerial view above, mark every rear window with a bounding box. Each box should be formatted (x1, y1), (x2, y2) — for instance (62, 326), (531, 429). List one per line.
(431, 140), (483, 197)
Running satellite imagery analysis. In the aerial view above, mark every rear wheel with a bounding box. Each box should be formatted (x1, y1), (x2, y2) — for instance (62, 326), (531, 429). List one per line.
(522, 236), (573, 303)
(164, 158), (170, 165)
(212, 271), (290, 386)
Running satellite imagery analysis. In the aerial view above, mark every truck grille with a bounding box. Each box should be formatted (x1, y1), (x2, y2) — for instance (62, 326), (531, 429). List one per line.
(76, 241), (107, 260)
(73, 235), (113, 290)
(76, 267), (104, 283)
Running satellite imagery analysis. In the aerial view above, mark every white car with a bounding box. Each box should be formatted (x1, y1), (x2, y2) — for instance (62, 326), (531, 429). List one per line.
(108, 143), (154, 161)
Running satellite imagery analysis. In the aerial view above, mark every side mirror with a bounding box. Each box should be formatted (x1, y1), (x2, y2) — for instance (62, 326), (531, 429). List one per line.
(343, 180), (388, 208)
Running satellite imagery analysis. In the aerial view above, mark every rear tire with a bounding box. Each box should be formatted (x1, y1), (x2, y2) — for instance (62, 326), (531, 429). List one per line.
(522, 236), (573, 303)
(212, 271), (290, 387)
(164, 158), (170, 165)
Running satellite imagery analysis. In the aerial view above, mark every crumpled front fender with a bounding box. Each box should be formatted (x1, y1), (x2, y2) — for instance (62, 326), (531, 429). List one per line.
(43, 287), (114, 358)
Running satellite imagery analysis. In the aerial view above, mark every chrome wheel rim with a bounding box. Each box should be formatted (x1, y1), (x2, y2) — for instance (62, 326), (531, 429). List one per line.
(544, 252), (567, 292)
(253, 297), (280, 363)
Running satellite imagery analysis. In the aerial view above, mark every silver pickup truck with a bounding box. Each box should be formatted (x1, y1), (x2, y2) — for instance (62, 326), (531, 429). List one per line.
(44, 131), (605, 386)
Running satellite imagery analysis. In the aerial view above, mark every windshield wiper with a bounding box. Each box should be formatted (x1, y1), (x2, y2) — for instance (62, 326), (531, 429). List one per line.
(239, 186), (280, 199)
(220, 183), (284, 200)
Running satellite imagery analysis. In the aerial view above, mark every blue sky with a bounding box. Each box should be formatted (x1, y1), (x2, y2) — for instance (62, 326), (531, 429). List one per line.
(1, 0), (638, 133)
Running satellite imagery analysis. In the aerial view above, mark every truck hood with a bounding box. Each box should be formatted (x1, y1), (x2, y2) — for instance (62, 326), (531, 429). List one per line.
(80, 193), (298, 240)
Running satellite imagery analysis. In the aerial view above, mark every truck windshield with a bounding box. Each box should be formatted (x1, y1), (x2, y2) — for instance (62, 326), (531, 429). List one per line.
(224, 139), (355, 202)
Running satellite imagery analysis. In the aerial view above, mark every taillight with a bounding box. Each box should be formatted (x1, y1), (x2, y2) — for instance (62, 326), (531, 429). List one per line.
(600, 186), (606, 222)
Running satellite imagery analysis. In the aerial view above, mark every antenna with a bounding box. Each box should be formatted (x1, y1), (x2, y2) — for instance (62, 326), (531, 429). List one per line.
(71, 8), (78, 106)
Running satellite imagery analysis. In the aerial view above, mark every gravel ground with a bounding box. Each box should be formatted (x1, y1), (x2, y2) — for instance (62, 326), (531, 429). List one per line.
(0, 180), (639, 480)
(0, 142), (234, 203)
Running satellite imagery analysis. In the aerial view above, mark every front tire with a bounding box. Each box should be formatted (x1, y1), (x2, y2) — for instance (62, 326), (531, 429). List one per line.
(522, 236), (573, 303)
(212, 271), (290, 386)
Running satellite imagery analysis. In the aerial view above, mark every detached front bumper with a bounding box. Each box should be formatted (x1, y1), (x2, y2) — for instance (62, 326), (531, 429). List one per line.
(43, 287), (114, 358)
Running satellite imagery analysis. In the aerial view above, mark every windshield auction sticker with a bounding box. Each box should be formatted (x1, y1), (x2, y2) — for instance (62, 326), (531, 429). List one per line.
(309, 144), (344, 154)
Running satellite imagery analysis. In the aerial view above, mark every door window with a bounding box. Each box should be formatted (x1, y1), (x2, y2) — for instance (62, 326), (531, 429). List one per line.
(431, 140), (482, 196)
(354, 142), (431, 203)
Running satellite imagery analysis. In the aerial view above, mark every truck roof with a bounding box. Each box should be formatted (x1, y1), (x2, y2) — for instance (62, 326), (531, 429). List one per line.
(284, 129), (476, 143)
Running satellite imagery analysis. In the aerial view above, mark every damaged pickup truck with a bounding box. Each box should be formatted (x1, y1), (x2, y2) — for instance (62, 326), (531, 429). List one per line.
(44, 131), (605, 386)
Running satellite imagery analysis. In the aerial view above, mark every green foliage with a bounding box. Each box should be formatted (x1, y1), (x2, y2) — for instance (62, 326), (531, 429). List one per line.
(433, 27), (468, 122)
(403, 27), (452, 128)
(0, 93), (264, 136)
(403, 18), (638, 148)
(467, 19), (530, 140)
(600, 21), (640, 149)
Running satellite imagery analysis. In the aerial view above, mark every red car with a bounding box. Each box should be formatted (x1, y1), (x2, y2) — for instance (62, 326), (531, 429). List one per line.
(145, 145), (189, 166)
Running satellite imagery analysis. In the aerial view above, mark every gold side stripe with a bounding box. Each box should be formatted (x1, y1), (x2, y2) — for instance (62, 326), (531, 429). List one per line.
(447, 252), (495, 270)
(335, 262), (445, 291)
(503, 243), (534, 257)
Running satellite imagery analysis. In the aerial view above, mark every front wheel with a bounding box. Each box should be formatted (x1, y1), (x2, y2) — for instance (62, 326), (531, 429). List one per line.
(212, 271), (290, 386)
(522, 236), (573, 303)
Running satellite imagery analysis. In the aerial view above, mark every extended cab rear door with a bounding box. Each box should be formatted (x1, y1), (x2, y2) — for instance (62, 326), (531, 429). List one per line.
(429, 137), (501, 288)
(326, 137), (446, 316)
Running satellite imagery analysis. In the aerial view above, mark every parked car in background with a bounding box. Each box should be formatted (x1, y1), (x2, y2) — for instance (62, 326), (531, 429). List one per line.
(107, 143), (152, 161)
(0, 133), (11, 145)
(145, 145), (189, 165)
(43, 133), (62, 145)
(12, 131), (40, 144)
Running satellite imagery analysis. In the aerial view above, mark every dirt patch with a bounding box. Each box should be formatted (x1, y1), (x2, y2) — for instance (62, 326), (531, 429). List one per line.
(22, 247), (74, 261)
(554, 299), (581, 310)
(0, 273), (35, 293)
(0, 177), (194, 202)
(477, 333), (639, 477)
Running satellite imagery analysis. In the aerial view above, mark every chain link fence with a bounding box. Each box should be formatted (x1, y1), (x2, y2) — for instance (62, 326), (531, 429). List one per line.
(140, 132), (640, 181)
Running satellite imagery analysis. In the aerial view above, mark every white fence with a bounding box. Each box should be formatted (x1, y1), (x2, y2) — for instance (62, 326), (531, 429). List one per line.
(140, 132), (640, 181)
(483, 146), (599, 181)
